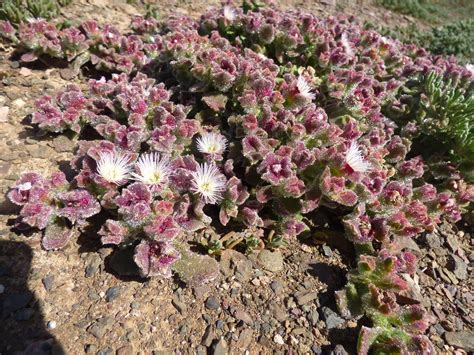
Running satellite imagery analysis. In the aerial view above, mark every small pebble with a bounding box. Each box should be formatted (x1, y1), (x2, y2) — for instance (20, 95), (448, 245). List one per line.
(47, 320), (57, 329)
(0, 284), (5, 294)
(274, 334), (285, 345)
(205, 296), (220, 310)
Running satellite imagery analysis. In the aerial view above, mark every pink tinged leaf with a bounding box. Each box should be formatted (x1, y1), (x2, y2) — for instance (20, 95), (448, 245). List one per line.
(8, 172), (47, 205)
(42, 223), (75, 250)
(123, 202), (152, 227)
(219, 208), (231, 226)
(21, 52), (38, 62)
(57, 189), (101, 224)
(282, 219), (307, 237)
(240, 207), (264, 228)
(20, 203), (54, 230)
(357, 326), (382, 355)
(202, 94), (228, 111)
(153, 200), (174, 215)
(177, 119), (200, 139)
(50, 171), (68, 188)
(133, 240), (180, 278)
(398, 156), (424, 179)
(99, 219), (126, 245)
(115, 182), (152, 209)
(258, 153), (293, 185)
(144, 215), (180, 242)
(281, 176), (306, 198)
(242, 135), (270, 163)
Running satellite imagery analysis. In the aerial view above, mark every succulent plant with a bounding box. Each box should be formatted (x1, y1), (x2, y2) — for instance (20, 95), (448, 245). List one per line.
(5, 4), (473, 353)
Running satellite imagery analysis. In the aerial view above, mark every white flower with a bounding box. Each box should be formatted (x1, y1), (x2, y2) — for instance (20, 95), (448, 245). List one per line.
(196, 132), (227, 155)
(341, 32), (355, 57)
(466, 64), (474, 75)
(223, 6), (236, 21)
(131, 152), (171, 185)
(96, 152), (132, 185)
(190, 163), (226, 204)
(297, 76), (315, 101)
(345, 141), (371, 173)
(17, 182), (32, 191)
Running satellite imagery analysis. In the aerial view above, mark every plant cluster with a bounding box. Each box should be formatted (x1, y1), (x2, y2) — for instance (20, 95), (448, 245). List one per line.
(3, 5), (473, 353)
(0, 0), (72, 26)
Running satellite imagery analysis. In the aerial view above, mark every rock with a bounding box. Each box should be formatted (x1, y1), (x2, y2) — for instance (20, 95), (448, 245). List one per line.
(294, 290), (318, 305)
(331, 344), (349, 355)
(321, 307), (344, 329)
(322, 245), (333, 257)
(235, 328), (253, 349)
(425, 233), (445, 255)
(212, 339), (228, 355)
(42, 275), (54, 291)
(270, 303), (288, 322)
(19, 67), (32, 76)
(257, 250), (284, 272)
(201, 325), (214, 347)
(0, 106), (9, 122)
(87, 317), (113, 339)
(448, 255), (468, 280)
(273, 334), (285, 345)
(0, 284), (4, 294)
(98, 347), (113, 355)
(85, 344), (97, 354)
(307, 310), (319, 325)
(26, 145), (54, 159)
(205, 296), (220, 310)
(444, 331), (474, 351)
(220, 250), (252, 282)
(85, 254), (102, 277)
(172, 298), (187, 314)
(2, 292), (32, 317)
(52, 135), (75, 153)
(173, 248), (220, 285)
(312, 344), (322, 354)
(234, 309), (253, 325)
(59, 68), (79, 80)
(105, 286), (121, 302)
(47, 320), (57, 329)
(216, 320), (224, 329)
(14, 308), (34, 321)
(270, 280), (283, 293)
(116, 345), (134, 355)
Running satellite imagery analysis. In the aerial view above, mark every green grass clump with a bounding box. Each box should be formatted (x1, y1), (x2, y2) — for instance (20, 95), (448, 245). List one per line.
(422, 20), (474, 64)
(367, 19), (474, 64)
(376, 0), (438, 20)
(0, 0), (72, 26)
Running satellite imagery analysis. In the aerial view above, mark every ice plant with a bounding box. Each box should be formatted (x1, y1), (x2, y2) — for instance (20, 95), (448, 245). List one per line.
(96, 152), (132, 185)
(190, 163), (226, 204)
(344, 141), (372, 174)
(196, 132), (227, 157)
(4, 5), (474, 353)
(132, 152), (171, 186)
(296, 76), (315, 101)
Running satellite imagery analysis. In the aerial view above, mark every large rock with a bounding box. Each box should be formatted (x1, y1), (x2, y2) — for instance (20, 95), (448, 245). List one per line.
(257, 250), (283, 272)
(444, 331), (474, 351)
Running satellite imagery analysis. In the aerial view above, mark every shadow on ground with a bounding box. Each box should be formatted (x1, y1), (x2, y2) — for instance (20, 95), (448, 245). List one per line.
(0, 241), (65, 354)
